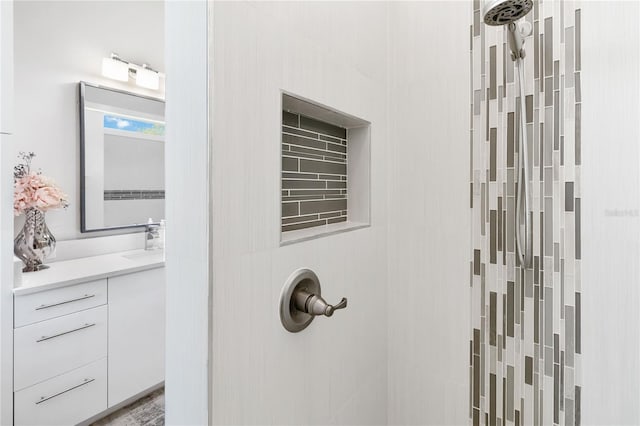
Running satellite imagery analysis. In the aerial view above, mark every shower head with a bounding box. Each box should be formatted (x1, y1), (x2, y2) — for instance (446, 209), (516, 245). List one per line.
(483, 0), (533, 26)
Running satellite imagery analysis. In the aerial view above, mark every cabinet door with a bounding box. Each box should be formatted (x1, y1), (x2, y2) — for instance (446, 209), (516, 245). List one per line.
(108, 267), (165, 407)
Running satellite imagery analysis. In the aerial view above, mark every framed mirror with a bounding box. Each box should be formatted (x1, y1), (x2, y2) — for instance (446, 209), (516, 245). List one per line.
(79, 81), (165, 232)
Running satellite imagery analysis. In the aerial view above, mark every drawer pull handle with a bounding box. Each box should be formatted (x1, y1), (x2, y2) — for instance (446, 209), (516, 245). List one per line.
(36, 323), (96, 343)
(35, 378), (95, 405)
(35, 294), (96, 311)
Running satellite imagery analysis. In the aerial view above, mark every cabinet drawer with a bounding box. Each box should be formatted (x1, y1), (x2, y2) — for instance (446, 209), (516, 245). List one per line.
(14, 357), (107, 426)
(15, 279), (107, 327)
(14, 305), (107, 391)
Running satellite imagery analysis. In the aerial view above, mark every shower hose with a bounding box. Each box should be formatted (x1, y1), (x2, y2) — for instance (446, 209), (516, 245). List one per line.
(515, 58), (532, 269)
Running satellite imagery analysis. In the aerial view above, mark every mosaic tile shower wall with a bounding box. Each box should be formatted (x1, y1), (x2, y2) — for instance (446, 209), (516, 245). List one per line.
(281, 111), (348, 232)
(470, 1), (581, 425)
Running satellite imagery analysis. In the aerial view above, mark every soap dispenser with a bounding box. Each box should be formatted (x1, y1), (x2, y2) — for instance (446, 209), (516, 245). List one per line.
(145, 218), (160, 250)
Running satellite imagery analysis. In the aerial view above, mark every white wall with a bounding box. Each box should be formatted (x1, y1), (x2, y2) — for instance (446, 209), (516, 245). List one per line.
(582, 1), (640, 424)
(13, 0), (164, 240)
(209, 2), (389, 424)
(0, 2), (14, 424)
(387, 2), (471, 424)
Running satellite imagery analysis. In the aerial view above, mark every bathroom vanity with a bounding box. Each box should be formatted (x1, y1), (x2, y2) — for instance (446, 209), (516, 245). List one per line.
(12, 250), (165, 426)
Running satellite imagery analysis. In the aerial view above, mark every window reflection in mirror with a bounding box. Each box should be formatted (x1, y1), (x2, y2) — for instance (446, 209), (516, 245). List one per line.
(80, 82), (165, 232)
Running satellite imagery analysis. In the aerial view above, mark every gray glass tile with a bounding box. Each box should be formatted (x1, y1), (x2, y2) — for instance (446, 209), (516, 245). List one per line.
(473, 354), (480, 407)
(534, 21), (539, 80)
(319, 134), (344, 144)
(576, 9), (582, 71)
(490, 128), (497, 181)
(282, 179), (326, 190)
(490, 374), (496, 426)
(474, 10), (480, 36)
(507, 113), (515, 168)
(507, 366), (514, 421)
(283, 149), (323, 161)
(283, 110), (298, 127)
(576, 386), (581, 425)
(576, 198), (581, 259)
(282, 219), (327, 232)
(327, 181), (347, 189)
(566, 305), (575, 367)
(288, 144), (336, 159)
(543, 346), (553, 377)
(565, 182), (575, 211)
(319, 174), (344, 181)
(576, 103), (582, 165)
(490, 46), (497, 100)
(300, 159), (346, 175)
(481, 183), (486, 236)
(526, 95), (533, 123)
(554, 61), (560, 90)
(282, 202), (299, 218)
(474, 250), (481, 275)
(554, 91), (560, 150)
(282, 172), (318, 179)
(282, 214), (319, 225)
(282, 126), (320, 140)
(545, 197), (553, 254)
(565, 27), (575, 88)
(497, 198), (503, 252)
(282, 195), (323, 202)
(327, 216), (347, 224)
(545, 286), (553, 346)
(327, 142), (347, 154)
(300, 199), (347, 215)
(290, 189), (341, 197)
(554, 363), (559, 423)
(544, 18), (553, 77)
(525, 356), (533, 385)
(507, 281), (514, 337)
(490, 292), (497, 346)
(576, 293), (581, 354)
(300, 115), (346, 139)
(545, 77), (553, 106)
(575, 72), (582, 103)
(283, 133), (326, 150)
(565, 398), (575, 426)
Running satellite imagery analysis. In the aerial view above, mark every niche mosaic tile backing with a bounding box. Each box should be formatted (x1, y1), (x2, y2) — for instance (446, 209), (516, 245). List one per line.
(104, 190), (165, 200)
(470, 1), (581, 425)
(281, 111), (348, 232)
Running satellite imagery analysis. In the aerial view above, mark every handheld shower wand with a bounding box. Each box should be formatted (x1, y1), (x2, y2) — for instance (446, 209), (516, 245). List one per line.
(483, 0), (533, 268)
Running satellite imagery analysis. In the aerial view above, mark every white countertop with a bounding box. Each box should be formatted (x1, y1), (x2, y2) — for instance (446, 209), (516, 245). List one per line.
(14, 249), (165, 296)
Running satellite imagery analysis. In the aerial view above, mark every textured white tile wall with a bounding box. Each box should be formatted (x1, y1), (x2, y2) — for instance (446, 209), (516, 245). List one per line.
(387, 2), (471, 425)
(581, 2), (640, 425)
(209, 2), (389, 424)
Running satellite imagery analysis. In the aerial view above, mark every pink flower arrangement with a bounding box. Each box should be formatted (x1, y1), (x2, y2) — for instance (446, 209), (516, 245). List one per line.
(13, 152), (69, 216)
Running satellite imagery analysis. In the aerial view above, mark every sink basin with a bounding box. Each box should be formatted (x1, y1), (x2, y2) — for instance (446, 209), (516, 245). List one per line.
(121, 251), (164, 262)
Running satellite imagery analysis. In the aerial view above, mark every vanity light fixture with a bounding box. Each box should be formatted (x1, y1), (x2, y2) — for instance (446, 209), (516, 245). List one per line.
(101, 52), (161, 91)
(101, 53), (129, 82)
(135, 64), (160, 90)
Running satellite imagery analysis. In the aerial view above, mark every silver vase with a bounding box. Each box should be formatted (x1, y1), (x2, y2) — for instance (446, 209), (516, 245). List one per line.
(14, 208), (56, 272)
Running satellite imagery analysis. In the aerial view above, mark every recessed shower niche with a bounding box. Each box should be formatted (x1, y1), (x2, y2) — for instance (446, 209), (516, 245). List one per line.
(281, 94), (370, 245)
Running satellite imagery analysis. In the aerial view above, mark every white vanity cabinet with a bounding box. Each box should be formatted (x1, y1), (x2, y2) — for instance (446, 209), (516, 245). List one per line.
(12, 260), (165, 426)
(108, 267), (166, 407)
